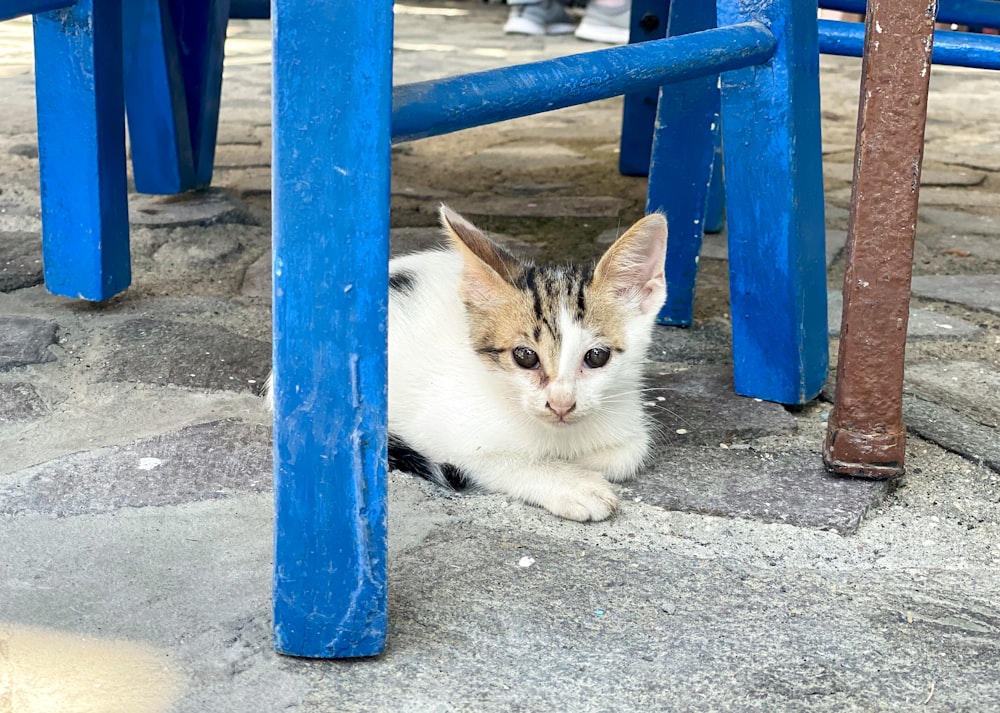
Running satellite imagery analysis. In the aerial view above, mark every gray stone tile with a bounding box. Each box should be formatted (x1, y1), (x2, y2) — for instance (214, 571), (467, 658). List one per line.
(448, 195), (624, 218)
(698, 228), (846, 267)
(389, 226), (542, 260)
(828, 290), (982, 339)
(153, 231), (244, 269)
(0, 316), (57, 370)
(919, 207), (1000, 236)
(0, 419), (270, 516)
(638, 447), (890, 534)
(468, 142), (597, 170)
(102, 317), (270, 392)
(644, 365), (796, 447)
(0, 382), (46, 423)
(647, 323), (732, 365)
(905, 361), (1000, 429)
(0, 230), (42, 291)
(823, 161), (986, 187)
(240, 252), (270, 298)
(129, 188), (256, 228)
(910, 274), (1000, 315)
(918, 232), (1000, 262)
(904, 395), (1000, 474)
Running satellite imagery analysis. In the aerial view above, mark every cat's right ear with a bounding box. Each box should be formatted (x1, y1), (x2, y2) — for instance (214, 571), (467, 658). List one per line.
(440, 205), (520, 303)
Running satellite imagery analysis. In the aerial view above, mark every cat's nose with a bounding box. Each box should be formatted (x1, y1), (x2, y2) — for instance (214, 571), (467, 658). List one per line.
(546, 400), (577, 419)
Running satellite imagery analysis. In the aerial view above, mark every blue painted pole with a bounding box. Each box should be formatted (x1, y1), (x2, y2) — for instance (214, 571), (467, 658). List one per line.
(718, 0), (829, 404)
(618, 0), (670, 177)
(0, 0), (72, 22)
(819, 19), (1000, 69)
(392, 23), (776, 143)
(646, 0), (719, 327)
(33, 0), (131, 301)
(272, 1), (391, 658)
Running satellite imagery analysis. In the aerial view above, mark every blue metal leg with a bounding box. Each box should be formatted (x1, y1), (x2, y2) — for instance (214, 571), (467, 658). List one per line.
(646, 0), (718, 327)
(124, 0), (229, 194)
(272, 2), (392, 658)
(717, 0), (829, 404)
(33, 0), (131, 301)
(618, 0), (669, 176)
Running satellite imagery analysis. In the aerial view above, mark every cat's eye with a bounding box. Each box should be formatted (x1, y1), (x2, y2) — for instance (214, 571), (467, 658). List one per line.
(584, 347), (611, 369)
(512, 346), (540, 370)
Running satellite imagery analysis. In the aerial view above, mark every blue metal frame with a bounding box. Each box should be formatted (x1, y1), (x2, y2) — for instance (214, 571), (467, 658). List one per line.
(819, 19), (1000, 69)
(822, 0), (1000, 28)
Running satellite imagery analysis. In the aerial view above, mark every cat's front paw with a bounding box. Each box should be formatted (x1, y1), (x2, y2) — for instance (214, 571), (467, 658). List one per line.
(539, 471), (618, 522)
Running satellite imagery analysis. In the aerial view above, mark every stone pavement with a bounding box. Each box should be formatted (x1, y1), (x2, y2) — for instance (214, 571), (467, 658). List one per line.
(1, 3), (999, 711)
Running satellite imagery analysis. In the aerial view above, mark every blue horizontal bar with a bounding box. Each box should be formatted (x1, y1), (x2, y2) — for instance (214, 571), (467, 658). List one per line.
(820, 0), (1000, 29)
(392, 22), (776, 143)
(0, 0), (73, 21)
(819, 19), (1000, 70)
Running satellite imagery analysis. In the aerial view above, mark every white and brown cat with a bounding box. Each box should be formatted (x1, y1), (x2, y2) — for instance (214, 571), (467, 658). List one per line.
(385, 206), (667, 521)
(268, 206), (666, 521)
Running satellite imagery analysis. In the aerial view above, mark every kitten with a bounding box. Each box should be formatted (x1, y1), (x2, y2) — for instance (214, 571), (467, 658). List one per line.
(388, 206), (667, 521)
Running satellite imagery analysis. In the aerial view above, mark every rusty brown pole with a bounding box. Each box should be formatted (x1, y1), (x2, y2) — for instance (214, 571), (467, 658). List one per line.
(824, 0), (938, 478)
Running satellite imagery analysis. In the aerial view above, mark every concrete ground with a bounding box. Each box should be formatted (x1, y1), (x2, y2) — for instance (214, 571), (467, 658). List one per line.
(2, 3), (999, 711)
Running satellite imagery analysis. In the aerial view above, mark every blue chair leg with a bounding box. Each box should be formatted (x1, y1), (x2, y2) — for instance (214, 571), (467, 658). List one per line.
(271, 2), (392, 658)
(645, 0), (718, 327)
(123, 0), (229, 194)
(618, 0), (669, 176)
(717, 0), (829, 404)
(33, 0), (131, 301)
(704, 147), (725, 234)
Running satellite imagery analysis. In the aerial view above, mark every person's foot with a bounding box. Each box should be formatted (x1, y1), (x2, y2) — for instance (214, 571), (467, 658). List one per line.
(503, 1), (577, 36)
(574, 3), (630, 44)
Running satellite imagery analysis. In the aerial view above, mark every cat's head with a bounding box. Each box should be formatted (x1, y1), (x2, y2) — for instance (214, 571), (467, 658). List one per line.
(440, 206), (667, 428)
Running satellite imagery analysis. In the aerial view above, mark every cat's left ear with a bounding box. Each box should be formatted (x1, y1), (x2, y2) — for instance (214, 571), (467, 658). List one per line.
(593, 213), (667, 316)
(439, 205), (521, 283)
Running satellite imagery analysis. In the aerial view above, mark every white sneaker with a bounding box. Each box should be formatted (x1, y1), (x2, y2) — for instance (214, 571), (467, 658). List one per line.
(504, 1), (577, 36)
(574, 4), (630, 44)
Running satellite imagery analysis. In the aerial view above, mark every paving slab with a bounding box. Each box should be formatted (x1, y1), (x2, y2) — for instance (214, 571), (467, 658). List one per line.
(639, 446), (889, 534)
(919, 206), (1000, 235)
(0, 230), (42, 291)
(101, 317), (270, 392)
(129, 188), (256, 228)
(0, 315), (57, 369)
(917, 231), (1000, 262)
(828, 290), (982, 339)
(910, 274), (1000, 315)
(644, 365), (796, 447)
(904, 395), (1000, 473)
(905, 361), (1000, 428)
(448, 195), (624, 218)
(0, 419), (270, 516)
(823, 161), (986, 187)
(0, 381), (46, 423)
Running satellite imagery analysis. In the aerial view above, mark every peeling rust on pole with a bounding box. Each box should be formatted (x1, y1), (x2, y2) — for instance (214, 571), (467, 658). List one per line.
(824, 0), (937, 478)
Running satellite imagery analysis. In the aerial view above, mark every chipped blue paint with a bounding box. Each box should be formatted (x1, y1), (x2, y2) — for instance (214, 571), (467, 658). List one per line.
(271, 1), (391, 658)
(391, 23), (777, 143)
(718, 0), (829, 404)
(646, 0), (719, 327)
(619, 0), (670, 177)
(33, 0), (131, 301)
(821, 0), (1000, 29)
